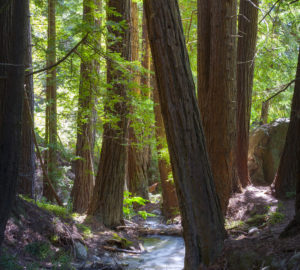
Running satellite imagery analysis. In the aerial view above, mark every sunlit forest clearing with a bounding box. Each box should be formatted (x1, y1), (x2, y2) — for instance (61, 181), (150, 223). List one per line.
(0, 0), (299, 269)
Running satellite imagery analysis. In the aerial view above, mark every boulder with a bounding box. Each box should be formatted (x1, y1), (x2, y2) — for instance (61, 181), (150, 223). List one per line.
(248, 119), (289, 186)
(74, 241), (88, 260)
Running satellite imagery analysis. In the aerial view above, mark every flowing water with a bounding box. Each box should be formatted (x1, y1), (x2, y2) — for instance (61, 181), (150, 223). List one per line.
(121, 218), (185, 270)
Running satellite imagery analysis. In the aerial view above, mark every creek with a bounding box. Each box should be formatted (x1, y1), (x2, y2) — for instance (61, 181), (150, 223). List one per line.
(120, 217), (185, 270)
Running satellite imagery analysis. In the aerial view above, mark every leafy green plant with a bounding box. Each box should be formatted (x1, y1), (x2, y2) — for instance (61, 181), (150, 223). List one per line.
(268, 211), (285, 225)
(25, 241), (53, 260)
(0, 249), (22, 270)
(123, 191), (151, 219)
(138, 210), (156, 220)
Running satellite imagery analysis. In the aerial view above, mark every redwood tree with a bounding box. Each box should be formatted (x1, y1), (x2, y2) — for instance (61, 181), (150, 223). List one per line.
(153, 75), (178, 219)
(88, 0), (131, 228)
(18, 5), (35, 197)
(71, 0), (96, 213)
(0, 0), (27, 248)
(197, 0), (238, 212)
(127, 1), (149, 199)
(278, 47), (300, 235)
(44, 0), (58, 201)
(274, 48), (300, 198)
(236, 0), (259, 187)
(144, 0), (225, 267)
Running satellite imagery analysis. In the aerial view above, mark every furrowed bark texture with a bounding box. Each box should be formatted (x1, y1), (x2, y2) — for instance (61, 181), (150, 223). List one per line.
(88, 0), (131, 228)
(44, 0), (58, 201)
(144, 0), (225, 267)
(0, 0), (27, 248)
(275, 48), (300, 198)
(236, 0), (258, 187)
(18, 6), (35, 197)
(72, 0), (95, 214)
(128, 2), (149, 199)
(197, 0), (238, 212)
(153, 76), (178, 219)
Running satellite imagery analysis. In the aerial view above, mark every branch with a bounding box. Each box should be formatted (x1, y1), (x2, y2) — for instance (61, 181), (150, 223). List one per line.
(259, 0), (282, 24)
(263, 77), (299, 103)
(26, 33), (89, 77)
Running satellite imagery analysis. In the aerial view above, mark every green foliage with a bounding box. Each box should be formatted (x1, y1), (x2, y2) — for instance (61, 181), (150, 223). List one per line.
(75, 223), (92, 239)
(268, 211), (285, 225)
(225, 220), (246, 230)
(25, 241), (53, 260)
(0, 249), (22, 270)
(112, 233), (133, 248)
(123, 191), (155, 220)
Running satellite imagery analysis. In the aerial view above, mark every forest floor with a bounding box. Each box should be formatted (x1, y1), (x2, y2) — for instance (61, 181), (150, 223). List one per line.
(1, 185), (300, 270)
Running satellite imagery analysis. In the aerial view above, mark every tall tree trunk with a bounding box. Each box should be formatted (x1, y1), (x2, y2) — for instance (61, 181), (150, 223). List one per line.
(144, 0), (225, 267)
(0, 0), (27, 249)
(88, 0), (131, 228)
(274, 48), (300, 198)
(71, 0), (96, 213)
(197, 0), (238, 213)
(44, 0), (58, 201)
(236, 0), (259, 188)
(18, 6), (36, 197)
(153, 74), (178, 219)
(127, 2), (149, 199)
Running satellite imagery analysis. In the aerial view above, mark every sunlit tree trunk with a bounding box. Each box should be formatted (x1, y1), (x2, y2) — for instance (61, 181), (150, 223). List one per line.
(44, 0), (58, 201)
(236, 0), (259, 188)
(275, 48), (300, 198)
(18, 6), (35, 197)
(144, 0), (225, 267)
(88, 0), (131, 228)
(153, 74), (178, 219)
(71, 0), (95, 213)
(0, 0), (27, 249)
(260, 100), (269, 124)
(127, 2), (149, 199)
(197, 0), (238, 212)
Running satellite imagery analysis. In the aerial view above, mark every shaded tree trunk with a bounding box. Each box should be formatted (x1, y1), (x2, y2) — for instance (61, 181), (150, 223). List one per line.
(44, 0), (58, 201)
(0, 0), (27, 249)
(71, 0), (96, 213)
(153, 74), (178, 219)
(274, 48), (300, 198)
(197, 0), (238, 212)
(88, 0), (131, 228)
(18, 7), (35, 197)
(144, 0), (225, 267)
(236, 0), (259, 188)
(127, 2), (149, 199)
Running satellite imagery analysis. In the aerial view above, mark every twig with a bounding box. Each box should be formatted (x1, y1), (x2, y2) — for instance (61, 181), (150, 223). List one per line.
(26, 33), (89, 77)
(24, 90), (63, 206)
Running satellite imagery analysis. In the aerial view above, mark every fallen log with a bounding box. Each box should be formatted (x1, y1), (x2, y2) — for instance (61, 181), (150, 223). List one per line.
(137, 227), (182, 236)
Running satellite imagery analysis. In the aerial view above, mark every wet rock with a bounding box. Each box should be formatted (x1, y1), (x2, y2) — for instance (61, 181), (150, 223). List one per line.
(74, 241), (88, 260)
(248, 227), (259, 236)
(287, 252), (300, 269)
(248, 118), (289, 186)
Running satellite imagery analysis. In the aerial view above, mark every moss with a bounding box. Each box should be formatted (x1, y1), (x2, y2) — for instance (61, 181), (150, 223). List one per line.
(112, 233), (133, 248)
(225, 220), (246, 230)
(245, 214), (267, 226)
(75, 223), (92, 238)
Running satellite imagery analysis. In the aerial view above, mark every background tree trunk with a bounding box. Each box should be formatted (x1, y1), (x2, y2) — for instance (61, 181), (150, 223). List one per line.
(274, 48), (300, 198)
(127, 2), (149, 199)
(88, 0), (131, 228)
(144, 0), (225, 267)
(197, 0), (238, 213)
(71, 0), (96, 213)
(0, 0), (27, 249)
(18, 6), (36, 197)
(44, 0), (58, 201)
(236, 0), (258, 188)
(153, 74), (178, 219)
